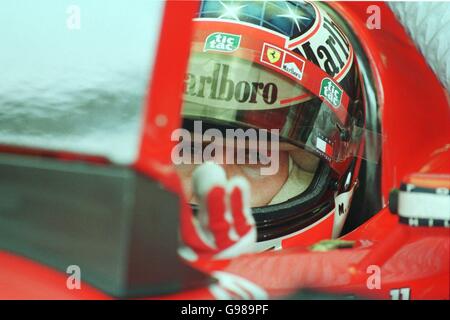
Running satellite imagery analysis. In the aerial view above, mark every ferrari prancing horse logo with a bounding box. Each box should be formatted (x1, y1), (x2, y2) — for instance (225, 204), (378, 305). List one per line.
(267, 48), (281, 63)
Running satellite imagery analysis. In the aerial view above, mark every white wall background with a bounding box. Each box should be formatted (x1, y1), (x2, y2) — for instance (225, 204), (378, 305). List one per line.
(389, 1), (450, 94)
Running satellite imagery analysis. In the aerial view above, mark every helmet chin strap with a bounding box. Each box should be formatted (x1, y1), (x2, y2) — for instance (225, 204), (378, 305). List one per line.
(268, 156), (315, 205)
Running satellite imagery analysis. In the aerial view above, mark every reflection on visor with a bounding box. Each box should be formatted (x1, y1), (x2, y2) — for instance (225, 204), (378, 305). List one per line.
(184, 52), (309, 111)
(182, 51), (382, 164)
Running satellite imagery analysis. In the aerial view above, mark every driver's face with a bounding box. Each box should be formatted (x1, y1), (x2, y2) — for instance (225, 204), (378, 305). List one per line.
(175, 150), (289, 207)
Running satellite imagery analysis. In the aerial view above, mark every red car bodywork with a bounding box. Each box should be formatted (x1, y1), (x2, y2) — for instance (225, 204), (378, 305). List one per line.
(0, 1), (448, 300)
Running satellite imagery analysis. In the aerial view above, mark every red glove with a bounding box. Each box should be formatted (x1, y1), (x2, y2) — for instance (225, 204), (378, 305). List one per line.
(179, 162), (257, 261)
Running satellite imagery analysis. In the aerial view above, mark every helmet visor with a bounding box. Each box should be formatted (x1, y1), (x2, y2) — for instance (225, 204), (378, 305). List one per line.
(182, 50), (362, 163)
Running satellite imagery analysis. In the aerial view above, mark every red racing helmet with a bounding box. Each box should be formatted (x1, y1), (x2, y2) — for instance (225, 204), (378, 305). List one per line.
(178, 0), (374, 250)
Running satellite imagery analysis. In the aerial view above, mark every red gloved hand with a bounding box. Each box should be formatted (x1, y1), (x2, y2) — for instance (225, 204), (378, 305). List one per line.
(179, 162), (257, 261)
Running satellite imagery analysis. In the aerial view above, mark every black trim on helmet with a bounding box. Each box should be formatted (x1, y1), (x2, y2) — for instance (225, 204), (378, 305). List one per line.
(252, 162), (337, 241)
